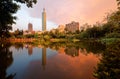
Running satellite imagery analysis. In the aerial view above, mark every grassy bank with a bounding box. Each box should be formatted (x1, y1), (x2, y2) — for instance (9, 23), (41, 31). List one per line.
(99, 38), (120, 45)
(0, 37), (120, 46)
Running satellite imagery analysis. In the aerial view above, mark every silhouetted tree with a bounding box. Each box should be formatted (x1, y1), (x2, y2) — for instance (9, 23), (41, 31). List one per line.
(0, 43), (15, 79)
(0, 0), (37, 37)
(14, 29), (23, 37)
(117, 0), (120, 9)
(94, 41), (120, 79)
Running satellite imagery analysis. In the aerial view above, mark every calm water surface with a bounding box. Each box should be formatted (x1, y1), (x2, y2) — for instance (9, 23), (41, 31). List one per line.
(1, 42), (103, 79)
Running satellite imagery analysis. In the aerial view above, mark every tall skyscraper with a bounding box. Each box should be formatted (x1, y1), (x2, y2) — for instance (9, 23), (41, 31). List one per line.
(28, 23), (33, 32)
(42, 8), (46, 31)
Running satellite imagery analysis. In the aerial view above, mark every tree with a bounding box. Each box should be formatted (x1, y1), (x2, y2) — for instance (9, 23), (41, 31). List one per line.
(0, 0), (37, 37)
(117, 0), (120, 9)
(107, 11), (120, 27)
(0, 43), (15, 79)
(14, 29), (23, 37)
(94, 41), (120, 79)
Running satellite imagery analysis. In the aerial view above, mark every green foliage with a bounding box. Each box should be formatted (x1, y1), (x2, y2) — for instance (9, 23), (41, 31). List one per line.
(78, 0), (120, 39)
(0, 0), (37, 37)
(79, 10), (120, 39)
(14, 29), (23, 37)
(102, 23), (113, 33)
(107, 11), (120, 27)
(94, 41), (120, 79)
(78, 32), (88, 39)
(106, 32), (120, 38)
(100, 38), (120, 45)
(43, 35), (51, 41)
(25, 34), (34, 38)
(49, 31), (66, 38)
(79, 26), (104, 39)
(34, 33), (38, 38)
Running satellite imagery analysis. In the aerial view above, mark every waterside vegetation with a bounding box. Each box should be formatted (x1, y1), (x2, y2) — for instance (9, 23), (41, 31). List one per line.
(0, 1), (120, 45)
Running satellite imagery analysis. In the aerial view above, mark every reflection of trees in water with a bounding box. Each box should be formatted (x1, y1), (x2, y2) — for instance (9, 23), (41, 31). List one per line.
(49, 42), (66, 51)
(79, 48), (88, 55)
(0, 43), (15, 79)
(78, 41), (106, 54)
(13, 43), (34, 55)
(65, 47), (79, 57)
(94, 41), (120, 79)
(45, 41), (105, 54)
(14, 41), (105, 57)
(13, 43), (23, 50)
(40, 41), (105, 57)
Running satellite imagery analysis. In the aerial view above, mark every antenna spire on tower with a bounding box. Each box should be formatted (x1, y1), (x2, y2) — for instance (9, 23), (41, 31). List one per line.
(43, 8), (45, 12)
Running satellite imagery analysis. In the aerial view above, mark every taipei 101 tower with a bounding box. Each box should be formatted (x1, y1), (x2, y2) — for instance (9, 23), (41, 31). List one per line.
(42, 8), (46, 31)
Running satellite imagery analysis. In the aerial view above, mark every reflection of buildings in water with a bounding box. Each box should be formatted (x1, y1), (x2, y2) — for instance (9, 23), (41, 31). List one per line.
(58, 47), (65, 54)
(42, 48), (46, 70)
(28, 45), (33, 56)
(65, 47), (79, 57)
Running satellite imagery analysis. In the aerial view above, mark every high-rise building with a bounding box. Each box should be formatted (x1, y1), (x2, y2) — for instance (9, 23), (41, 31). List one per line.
(42, 8), (46, 31)
(65, 21), (79, 33)
(28, 23), (33, 32)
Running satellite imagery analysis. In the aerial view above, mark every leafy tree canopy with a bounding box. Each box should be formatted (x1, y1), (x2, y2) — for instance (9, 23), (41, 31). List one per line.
(0, 0), (37, 37)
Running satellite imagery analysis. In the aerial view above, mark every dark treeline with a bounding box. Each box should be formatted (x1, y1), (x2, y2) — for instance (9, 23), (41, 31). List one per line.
(94, 41), (120, 79)
(76, 0), (120, 39)
(0, 43), (15, 79)
(78, 11), (120, 39)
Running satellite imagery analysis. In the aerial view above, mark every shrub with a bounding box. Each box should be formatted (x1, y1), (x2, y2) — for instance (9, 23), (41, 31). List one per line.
(106, 32), (120, 38)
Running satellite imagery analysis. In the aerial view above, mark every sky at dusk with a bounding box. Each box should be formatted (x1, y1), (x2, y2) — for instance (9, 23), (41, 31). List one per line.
(13, 0), (118, 31)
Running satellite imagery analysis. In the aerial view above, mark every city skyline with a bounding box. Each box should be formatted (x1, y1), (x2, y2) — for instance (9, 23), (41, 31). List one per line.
(12, 0), (117, 31)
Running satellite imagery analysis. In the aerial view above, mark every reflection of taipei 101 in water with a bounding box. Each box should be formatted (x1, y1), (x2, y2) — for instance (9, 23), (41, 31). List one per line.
(42, 8), (46, 31)
(42, 48), (46, 70)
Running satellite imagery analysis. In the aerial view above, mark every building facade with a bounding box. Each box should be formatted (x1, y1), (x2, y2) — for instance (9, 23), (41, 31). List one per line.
(28, 23), (33, 32)
(65, 21), (79, 33)
(42, 8), (46, 31)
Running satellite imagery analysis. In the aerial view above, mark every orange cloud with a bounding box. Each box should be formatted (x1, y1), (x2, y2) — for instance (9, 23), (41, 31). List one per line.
(28, 0), (117, 25)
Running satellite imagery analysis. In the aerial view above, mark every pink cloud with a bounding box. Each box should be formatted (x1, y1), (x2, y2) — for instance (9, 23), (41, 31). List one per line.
(23, 52), (99, 79)
(28, 0), (117, 25)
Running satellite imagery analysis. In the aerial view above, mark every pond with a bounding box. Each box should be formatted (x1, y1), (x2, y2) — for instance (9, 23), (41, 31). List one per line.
(0, 41), (119, 79)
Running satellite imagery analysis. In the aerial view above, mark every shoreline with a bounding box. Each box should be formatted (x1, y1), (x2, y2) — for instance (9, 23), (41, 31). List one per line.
(0, 38), (36, 43)
(0, 38), (120, 44)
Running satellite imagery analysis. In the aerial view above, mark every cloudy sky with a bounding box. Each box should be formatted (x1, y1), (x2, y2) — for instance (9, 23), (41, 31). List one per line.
(13, 0), (117, 31)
